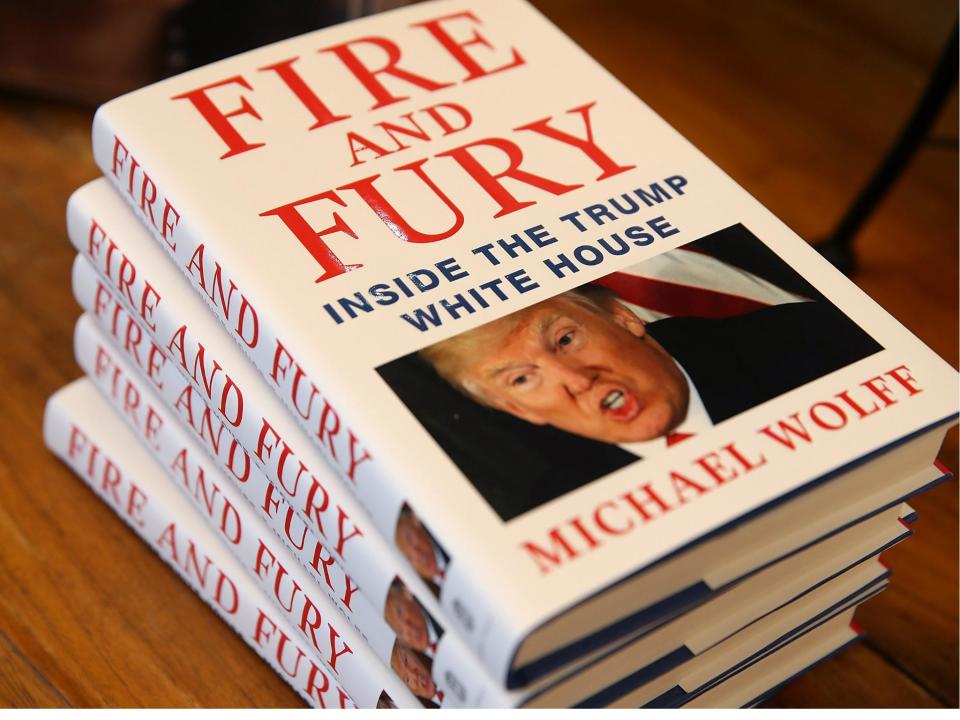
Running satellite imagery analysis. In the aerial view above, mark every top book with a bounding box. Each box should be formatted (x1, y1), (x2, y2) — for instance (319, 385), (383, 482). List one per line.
(90, 0), (958, 688)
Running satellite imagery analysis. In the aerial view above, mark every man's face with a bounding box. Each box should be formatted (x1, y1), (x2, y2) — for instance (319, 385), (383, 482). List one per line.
(460, 297), (689, 443)
(395, 511), (438, 581)
(392, 643), (436, 699)
(385, 587), (429, 651)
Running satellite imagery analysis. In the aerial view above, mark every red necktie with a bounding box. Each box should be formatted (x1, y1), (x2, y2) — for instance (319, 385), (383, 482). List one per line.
(666, 431), (694, 447)
(594, 271), (771, 319)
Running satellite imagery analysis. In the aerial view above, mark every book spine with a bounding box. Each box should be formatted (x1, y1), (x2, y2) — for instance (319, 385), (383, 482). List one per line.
(68, 181), (510, 704)
(72, 255), (503, 707)
(90, 113), (512, 675)
(73, 314), (426, 708)
(42, 380), (356, 709)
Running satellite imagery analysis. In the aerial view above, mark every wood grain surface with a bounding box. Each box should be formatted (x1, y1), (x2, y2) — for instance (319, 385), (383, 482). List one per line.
(0, 0), (956, 708)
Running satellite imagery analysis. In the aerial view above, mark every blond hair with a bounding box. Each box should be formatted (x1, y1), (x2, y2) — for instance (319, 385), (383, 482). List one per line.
(419, 284), (617, 401)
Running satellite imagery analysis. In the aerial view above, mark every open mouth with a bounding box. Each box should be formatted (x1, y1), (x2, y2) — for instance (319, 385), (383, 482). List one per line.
(601, 390), (626, 410)
(599, 387), (640, 420)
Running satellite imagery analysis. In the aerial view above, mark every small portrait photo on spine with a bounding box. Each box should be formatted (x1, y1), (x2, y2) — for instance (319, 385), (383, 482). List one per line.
(390, 637), (442, 707)
(377, 224), (883, 522)
(394, 502), (450, 597)
(384, 576), (444, 656)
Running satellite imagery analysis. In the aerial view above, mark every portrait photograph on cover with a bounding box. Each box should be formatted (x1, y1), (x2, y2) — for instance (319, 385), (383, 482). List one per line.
(377, 224), (884, 522)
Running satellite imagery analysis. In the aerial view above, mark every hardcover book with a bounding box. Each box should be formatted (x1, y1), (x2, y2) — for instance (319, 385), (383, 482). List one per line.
(68, 175), (952, 702)
(70, 296), (926, 706)
(43, 376), (877, 709)
(87, 0), (959, 686)
(43, 380), (358, 709)
(684, 609), (862, 708)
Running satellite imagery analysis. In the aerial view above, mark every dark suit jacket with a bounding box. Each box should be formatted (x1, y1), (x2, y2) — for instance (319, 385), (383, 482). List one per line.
(647, 299), (882, 425)
(376, 228), (883, 522)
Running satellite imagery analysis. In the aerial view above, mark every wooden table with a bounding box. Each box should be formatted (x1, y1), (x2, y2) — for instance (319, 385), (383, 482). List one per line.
(0, 0), (956, 708)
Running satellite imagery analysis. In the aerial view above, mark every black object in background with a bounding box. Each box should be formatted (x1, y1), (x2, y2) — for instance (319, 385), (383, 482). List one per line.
(816, 21), (958, 276)
(167, 0), (348, 75)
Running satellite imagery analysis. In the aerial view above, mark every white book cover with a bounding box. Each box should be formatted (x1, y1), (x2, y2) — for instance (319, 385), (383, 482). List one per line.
(88, 0), (959, 685)
(70, 291), (927, 706)
(43, 379), (359, 709)
(68, 177), (952, 699)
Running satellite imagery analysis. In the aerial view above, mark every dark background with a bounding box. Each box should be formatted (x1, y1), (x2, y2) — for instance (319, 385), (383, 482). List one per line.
(0, 0), (955, 708)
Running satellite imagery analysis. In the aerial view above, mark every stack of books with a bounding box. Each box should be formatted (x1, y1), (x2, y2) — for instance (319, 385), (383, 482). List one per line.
(44, 0), (958, 708)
